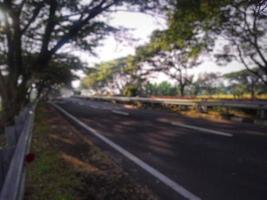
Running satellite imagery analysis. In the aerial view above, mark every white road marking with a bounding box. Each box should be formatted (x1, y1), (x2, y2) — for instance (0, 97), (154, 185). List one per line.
(112, 110), (129, 116)
(89, 105), (99, 109)
(71, 99), (102, 110)
(51, 103), (202, 200)
(158, 119), (233, 137)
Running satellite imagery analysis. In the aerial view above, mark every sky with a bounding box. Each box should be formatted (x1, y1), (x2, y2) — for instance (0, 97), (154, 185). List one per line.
(74, 11), (166, 65)
(72, 11), (245, 88)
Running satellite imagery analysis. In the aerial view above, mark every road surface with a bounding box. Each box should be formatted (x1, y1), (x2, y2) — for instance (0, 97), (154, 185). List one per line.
(54, 97), (267, 200)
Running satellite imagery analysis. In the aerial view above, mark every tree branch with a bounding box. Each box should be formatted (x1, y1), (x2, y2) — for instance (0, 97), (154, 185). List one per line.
(39, 0), (57, 57)
(236, 44), (266, 84)
(17, 0), (26, 16)
(242, 3), (267, 66)
(21, 2), (44, 34)
(249, 54), (265, 71)
(49, 0), (119, 56)
(0, 72), (7, 97)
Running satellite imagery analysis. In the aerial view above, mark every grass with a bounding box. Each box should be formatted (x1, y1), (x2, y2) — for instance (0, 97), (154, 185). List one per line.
(25, 103), (158, 200)
(197, 94), (267, 100)
(25, 105), (81, 200)
(121, 100), (261, 123)
(165, 103), (259, 121)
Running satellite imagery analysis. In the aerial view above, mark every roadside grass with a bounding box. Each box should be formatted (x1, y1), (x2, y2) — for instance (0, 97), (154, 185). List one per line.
(121, 101), (259, 123)
(164, 104), (259, 122)
(179, 108), (251, 122)
(198, 94), (267, 100)
(25, 104), (80, 200)
(25, 103), (158, 200)
(149, 94), (267, 100)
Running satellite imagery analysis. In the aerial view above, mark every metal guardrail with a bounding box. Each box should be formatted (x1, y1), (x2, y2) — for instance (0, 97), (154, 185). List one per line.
(0, 103), (37, 200)
(77, 96), (199, 105)
(75, 95), (267, 109)
(74, 96), (267, 119)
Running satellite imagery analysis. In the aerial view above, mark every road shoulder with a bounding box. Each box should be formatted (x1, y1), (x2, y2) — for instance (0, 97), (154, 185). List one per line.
(25, 103), (158, 200)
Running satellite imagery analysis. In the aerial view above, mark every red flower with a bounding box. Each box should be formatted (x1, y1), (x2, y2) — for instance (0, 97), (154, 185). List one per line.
(25, 153), (35, 163)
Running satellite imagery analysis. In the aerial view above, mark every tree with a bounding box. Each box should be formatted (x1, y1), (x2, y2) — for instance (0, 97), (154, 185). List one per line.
(117, 30), (202, 97)
(81, 52), (164, 95)
(159, 50), (198, 96)
(224, 68), (262, 99)
(83, 2), (210, 97)
(166, 0), (267, 86)
(82, 57), (130, 95)
(35, 54), (85, 98)
(0, 0), (164, 125)
(191, 73), (223, 96)
(213, 1), (267, 87)
(122, 84), (138, 97)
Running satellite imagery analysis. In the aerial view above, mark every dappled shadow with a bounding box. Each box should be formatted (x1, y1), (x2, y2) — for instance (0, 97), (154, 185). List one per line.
(58, 101), (267, 200)
(41, 105), (158, 200)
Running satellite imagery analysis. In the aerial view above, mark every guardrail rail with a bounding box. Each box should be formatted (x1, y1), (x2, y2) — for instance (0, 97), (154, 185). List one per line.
(0, 103), (37, 200)
(74, 96), (267, 119)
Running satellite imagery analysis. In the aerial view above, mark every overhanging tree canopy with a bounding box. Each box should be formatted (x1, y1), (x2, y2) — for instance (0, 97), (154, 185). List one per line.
(166, 0), (267, 85)
(0, 0), (166, 125)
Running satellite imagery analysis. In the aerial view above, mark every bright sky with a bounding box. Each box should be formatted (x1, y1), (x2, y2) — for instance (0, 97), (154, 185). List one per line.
(72, 11), (245, 87)
(74, 11), (166, 64)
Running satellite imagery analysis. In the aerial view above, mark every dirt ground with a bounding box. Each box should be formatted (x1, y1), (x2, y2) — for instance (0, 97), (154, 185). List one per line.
(25, 103), (158, 200)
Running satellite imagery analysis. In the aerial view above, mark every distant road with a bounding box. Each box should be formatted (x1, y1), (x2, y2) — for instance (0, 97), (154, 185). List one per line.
(55, 97), (267, 200)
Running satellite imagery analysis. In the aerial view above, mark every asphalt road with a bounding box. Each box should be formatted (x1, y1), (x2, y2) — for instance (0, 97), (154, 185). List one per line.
(55, 97), (267, 200)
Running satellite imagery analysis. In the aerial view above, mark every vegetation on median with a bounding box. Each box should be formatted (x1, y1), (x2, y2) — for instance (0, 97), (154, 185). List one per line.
(115, 100), (260, 123)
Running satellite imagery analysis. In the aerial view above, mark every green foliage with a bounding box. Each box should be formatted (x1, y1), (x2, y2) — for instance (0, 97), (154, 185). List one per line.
(81, 0), (267, 98)
(166, 0), (230, 45)
(122, 84), (138, 97)
(142, 69), (267, 98)
(0, 0), (167, 124)
(166, 0), (267, 86)
(37, 54), (84, 87)
(144, 81), (178, 96)
(27, 105), (81, 200)
(224, 68), (266, 98)
(82, 57), (128, 90)
(191, 73), (223, 96)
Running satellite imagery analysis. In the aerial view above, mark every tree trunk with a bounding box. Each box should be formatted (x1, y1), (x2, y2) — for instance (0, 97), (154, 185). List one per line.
(250, 81), (256, 100)
(0, 81), (28, 128)
(1, 96), (18, 128)
(180, 85), (185, 97)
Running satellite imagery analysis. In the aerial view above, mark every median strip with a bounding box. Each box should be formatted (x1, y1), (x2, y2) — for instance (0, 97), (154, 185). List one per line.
(51, 103), (202, 200)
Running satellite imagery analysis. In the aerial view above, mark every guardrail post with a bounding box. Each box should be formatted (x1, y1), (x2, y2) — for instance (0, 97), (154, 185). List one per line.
(5, 127), (17, 146)
(257, 109), (266, 119)
(14, 115), (25, 141)
(198, 102), (207, 113)
(0, 147), (15, 190)
(224, 107), (230, 115)
(19, 110), (27, 121)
